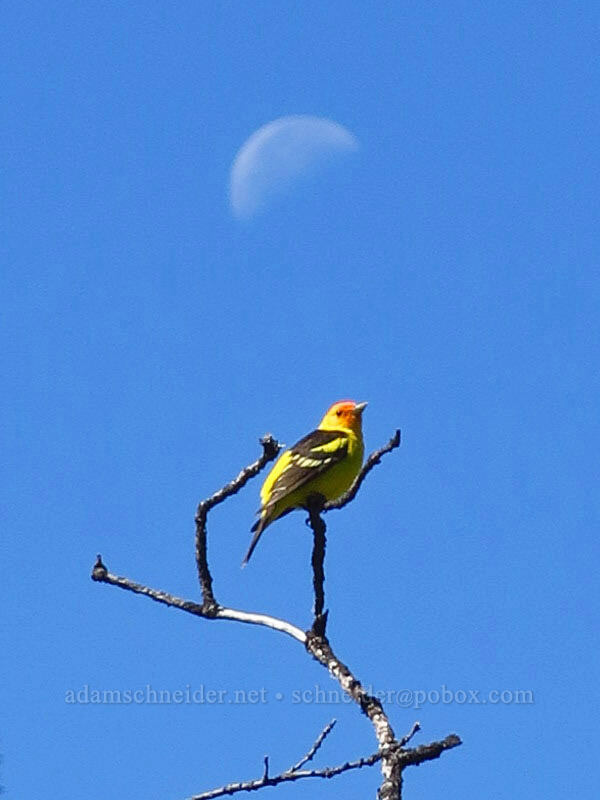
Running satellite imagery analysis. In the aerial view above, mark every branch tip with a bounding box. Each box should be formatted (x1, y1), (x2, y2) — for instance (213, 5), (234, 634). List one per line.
(398, 720), (421, 748)
(91, 555), (107, 581)
(259, 433), (281, 460)
(288, 718), (337, 773)
(323, 428), (401, 512)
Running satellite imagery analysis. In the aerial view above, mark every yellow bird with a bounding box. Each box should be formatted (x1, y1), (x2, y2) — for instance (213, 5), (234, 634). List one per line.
(243, 400), (367, 564)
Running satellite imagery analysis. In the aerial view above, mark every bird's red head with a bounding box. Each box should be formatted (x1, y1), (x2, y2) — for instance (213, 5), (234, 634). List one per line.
(319, 400), (368, 433)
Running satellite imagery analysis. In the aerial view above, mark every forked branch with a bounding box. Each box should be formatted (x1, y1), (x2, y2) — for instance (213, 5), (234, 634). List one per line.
(189, 721), (459, 800)
(92, 426), (461, 800)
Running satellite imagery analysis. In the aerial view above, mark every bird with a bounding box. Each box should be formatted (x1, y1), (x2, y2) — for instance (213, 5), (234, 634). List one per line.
(242, 400), (367, 564)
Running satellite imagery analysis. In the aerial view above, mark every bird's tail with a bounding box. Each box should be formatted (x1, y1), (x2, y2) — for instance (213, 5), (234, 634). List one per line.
(241, 513), (269, 566)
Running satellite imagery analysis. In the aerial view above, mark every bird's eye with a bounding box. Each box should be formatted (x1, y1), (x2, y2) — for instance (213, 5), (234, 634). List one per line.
(336, 409), (342, 416)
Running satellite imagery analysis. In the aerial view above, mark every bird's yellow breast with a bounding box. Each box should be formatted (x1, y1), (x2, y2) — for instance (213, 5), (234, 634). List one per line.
(261, 427), (363, 514)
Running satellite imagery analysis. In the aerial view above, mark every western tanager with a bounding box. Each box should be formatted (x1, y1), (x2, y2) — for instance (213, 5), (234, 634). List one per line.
(243, 400), (367, 564)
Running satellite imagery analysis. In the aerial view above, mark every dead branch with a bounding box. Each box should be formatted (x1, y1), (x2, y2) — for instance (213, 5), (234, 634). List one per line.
(306, 495), (328, 635)
(92, 427), (461, 800)
(287, 719), (336, 773)
(189, 723), (460, 800)
(195, 434), (281, 609)
(323, 429), (401, 512)
(91, 556), (306, 644)
(305, 431), (400, 634)
(304, 627), (399, 790)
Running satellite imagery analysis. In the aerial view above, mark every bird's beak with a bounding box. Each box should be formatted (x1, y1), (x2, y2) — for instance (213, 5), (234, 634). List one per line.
(354, 401), (368, 414)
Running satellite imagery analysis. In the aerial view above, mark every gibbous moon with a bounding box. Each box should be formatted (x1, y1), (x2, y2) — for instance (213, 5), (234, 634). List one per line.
(229, 115), (358, 218)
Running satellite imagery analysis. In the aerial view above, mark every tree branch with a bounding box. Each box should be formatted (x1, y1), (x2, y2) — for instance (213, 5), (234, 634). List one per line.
(91, 427), (462, 799)
(397, 721), (421, 748)
(287, 719), (336, 773)
(189, 729), (461, 800)
(194, 434), (281, 609)
(306, 496), (328, 635)
(397, 734), (462, 767)
(304, 630), (396, 747)
(91, 554), (458, 798)
(91, 556), (306, 644)
(323, 429), (401, 512)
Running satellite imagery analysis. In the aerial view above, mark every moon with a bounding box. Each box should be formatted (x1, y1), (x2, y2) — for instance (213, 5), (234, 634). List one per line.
(229, 115), (358, 218)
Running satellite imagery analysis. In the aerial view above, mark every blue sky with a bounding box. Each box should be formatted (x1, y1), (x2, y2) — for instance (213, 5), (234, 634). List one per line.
(2, 1), (599, 798)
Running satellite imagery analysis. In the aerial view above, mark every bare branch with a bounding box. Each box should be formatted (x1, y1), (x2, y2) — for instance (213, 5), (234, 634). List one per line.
(194, 435), (282, 609)
(305, 496), (328, 634)
(374, 721), (419, 800)
(304, 631), (396, 748)
(323, 429), (401, 512)
(288, 719), (336, 773)
(304, 629), (402, 793)
(397, 733), (462, 768)
(92, 427), (463, 800)
(188, 732), (461, 800)
(91, 556), (305, 644)
(397, 721), (421, 749)
(304, 431), (400, 634)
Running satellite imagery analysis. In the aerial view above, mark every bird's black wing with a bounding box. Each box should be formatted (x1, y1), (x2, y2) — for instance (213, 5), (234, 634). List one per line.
(263, 428), (349, 511)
